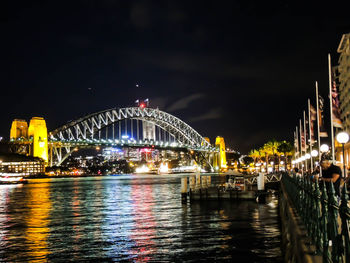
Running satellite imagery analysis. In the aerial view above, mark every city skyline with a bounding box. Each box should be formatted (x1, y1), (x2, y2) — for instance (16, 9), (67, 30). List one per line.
(2, 1), (350, 153)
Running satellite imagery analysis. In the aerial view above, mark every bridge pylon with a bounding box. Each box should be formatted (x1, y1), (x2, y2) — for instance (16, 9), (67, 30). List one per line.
(9, 117), (49, 164)
(28, 117), (48, 163)
(215, 136), (227, 171)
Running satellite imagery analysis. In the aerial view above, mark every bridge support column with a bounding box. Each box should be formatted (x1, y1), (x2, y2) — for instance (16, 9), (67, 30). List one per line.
(181, 177), (188, 204)
(215, 136), (227, 172)
(28, 117), (48, 164)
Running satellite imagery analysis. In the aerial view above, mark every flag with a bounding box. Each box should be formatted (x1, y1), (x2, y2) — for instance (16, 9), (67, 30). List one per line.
(294, 131), (299, 153)
(301, 127), (306, 151)
(318, 95), (328, 137)
(304, 115), (309, 148)
(310, 104), (317, 144)
(331, 67), (343, 128)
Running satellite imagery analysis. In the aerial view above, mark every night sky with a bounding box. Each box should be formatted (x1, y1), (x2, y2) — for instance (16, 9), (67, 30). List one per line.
(2, 1), (350, 153)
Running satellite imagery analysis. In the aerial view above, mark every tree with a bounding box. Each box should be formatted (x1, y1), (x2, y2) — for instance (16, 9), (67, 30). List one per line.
(277, 141), (294, 170)
(249, 149), (262, 172)
(248, 149), (261, 163)
(263, 140), (280, 172)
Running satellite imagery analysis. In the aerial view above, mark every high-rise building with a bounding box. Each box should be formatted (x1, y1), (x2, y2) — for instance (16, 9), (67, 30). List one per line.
(337, 33), (350, 130)
(336, 33), (350, 170)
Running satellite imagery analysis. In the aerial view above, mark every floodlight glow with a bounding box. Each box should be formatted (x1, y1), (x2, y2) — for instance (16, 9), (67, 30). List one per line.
(320, 144), (329, 153)
(305, 153), (311, 159)
(159, 163), (169, 174)
(135, 165), (149, 173)
(311, 150), (318, 157)
(336, 132), (349, 144)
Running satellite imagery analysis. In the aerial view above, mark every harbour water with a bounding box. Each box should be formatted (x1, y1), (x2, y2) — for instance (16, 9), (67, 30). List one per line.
(0, 174), (282, 262)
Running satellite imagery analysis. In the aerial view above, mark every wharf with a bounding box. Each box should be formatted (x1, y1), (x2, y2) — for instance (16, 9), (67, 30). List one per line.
(181, 174), (266, 203)
(188, 187), (256, 201)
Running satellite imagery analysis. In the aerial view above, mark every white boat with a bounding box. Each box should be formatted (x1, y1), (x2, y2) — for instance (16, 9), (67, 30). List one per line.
(0, 173), (28, 184)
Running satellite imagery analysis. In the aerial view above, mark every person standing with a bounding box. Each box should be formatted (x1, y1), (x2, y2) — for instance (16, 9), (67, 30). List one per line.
(320, 155), (342, 197)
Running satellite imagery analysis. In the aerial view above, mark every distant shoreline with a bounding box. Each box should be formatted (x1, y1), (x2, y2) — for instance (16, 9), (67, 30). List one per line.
(25, 174), (105, 179)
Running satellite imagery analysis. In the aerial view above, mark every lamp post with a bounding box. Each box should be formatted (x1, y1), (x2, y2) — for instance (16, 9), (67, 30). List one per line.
(336, 132), (349, 179)
(320, 144), (329, 153)
(311, 150), (318, 172)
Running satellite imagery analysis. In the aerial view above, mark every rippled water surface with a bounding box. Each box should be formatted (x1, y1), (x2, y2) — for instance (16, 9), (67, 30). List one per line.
(0, 174), (282, 262)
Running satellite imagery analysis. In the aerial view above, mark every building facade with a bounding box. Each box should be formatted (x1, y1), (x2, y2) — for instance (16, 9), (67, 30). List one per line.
(336, 33), (350, 171)
(338, 33), (350, 130)
(0, 154), (45, 176)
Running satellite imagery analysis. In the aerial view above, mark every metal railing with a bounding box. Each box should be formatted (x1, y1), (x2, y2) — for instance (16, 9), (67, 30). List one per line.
(281, 173), (350, 262)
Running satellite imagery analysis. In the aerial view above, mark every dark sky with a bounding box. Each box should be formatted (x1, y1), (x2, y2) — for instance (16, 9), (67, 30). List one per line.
(1, 1), (350, 153)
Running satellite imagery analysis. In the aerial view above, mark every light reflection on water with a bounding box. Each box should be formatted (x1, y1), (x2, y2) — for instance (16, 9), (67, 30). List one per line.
(0, 174), (282, 262)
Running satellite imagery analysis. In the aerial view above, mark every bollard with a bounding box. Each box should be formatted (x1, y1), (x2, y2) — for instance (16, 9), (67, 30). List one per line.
(189, 176), (195, 190)
(201, 176), (207, 189)
(181, 177), (188, 204)
(195, 173), (201, 191)
(207, 176), (211, 186)
(256, 173), (266, 203)
(257, 173), (265, 191)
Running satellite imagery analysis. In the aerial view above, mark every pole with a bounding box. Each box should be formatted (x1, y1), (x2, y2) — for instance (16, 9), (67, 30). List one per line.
(112, 123), (115, 140)
(296, 126), (300, 170)
(303, 111), (308, 174)
(308, 99), (313, 172)
(299, 119), (303, 174)
(131, 119), (133, 139)
(316, 81), (322, 177)
(328, 54), (335, 163)
(343, 144), (346, 179)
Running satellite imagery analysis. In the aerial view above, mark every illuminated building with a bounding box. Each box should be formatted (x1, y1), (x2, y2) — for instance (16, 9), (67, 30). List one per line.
(10, 119), (28, 139)
(336, 33), (350, 168)
(338, 33), (350, 130)
(28, 117), (48, 163)
(0, 153), (45, 176)
(102, 147), (124, 161)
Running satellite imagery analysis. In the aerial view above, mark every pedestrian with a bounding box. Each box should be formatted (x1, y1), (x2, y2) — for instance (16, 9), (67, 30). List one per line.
(293, 167), (302, 177)
(320, 154), (342, 197)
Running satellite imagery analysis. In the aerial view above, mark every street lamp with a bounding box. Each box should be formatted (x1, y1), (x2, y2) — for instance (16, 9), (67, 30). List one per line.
(320, 144), (329, 153)
(336, 131), (349, 178)
(311, 150), (318, 157)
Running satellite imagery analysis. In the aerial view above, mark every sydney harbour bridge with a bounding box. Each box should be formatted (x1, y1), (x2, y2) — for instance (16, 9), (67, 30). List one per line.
(9, 102), (226, 171)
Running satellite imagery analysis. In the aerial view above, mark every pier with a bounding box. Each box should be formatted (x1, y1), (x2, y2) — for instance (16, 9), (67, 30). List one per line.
(180, 173), (280, 203)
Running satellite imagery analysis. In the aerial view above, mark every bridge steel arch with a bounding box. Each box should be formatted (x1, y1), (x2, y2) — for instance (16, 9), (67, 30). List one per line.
(48, 107), (215, 166)
(50, 107), (211, 148)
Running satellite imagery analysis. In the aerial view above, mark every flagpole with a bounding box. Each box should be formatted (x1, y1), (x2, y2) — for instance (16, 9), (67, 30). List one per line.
(299, 119), (303, 174)
(316, 81), (322, 176)
(303, 111), (308, 173)
(328, 53), (335, 163)
(296, 126), (300, 170)
(308, 99), (313, 172)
